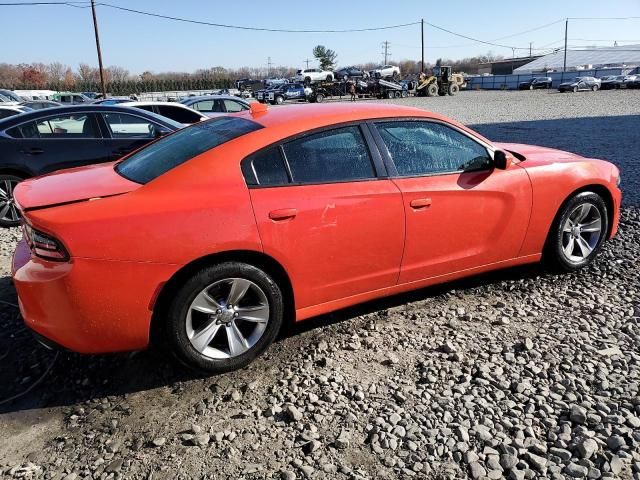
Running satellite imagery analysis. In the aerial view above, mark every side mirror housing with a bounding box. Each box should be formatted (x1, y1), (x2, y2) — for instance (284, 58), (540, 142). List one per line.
(493, 150), (511, 170)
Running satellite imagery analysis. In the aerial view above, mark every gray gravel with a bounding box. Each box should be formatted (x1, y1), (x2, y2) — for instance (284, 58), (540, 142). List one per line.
(0, 91), (639, 480)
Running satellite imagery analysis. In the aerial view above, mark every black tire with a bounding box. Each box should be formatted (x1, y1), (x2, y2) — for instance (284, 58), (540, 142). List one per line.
(544, 192), (609, 272)
(572, 86), (578, 93)
(386, 90), (395, 99)
(529, 85), (534, 90)
(163, 262), (284, 374)
(0, 174), (24, 228)
(591, 84), (599, 92)
(275, 95), (284, 105)
(448, 83), (460, 95)
(315, 93), (324, 103)
(304, 77), (311, 86)
(392, 71), (399, 81)
(326, 75), (332, 82)
(426, 83), (438, 97)
(401, 90), (409, 98)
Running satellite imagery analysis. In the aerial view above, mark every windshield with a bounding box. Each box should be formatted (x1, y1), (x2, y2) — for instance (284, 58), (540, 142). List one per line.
(116, 116), (262, 184)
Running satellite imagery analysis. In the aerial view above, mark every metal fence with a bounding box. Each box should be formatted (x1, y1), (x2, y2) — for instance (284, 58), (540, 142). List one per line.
(465, 67), (639, 90)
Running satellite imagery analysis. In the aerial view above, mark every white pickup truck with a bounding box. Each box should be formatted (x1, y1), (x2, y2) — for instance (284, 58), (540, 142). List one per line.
(295, 68), (335, 84)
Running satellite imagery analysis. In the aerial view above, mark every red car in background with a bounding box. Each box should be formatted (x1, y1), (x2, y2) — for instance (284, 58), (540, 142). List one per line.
(12, 103), (621, 373)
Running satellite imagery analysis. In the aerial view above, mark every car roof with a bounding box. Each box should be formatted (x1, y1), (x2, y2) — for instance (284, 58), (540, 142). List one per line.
(182, 95), (249, 103)
(0, 104), (183, 129)
(121, 101), (195, 108)
(234, 103), (491, 144)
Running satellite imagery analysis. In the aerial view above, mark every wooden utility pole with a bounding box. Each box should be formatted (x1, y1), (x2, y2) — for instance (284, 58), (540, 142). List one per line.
(421, 19), (425, 72)
(563, 18), (568, 72)
(90, 0), (107, 98)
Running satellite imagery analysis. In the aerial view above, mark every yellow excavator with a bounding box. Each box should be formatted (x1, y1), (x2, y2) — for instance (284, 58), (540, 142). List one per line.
(416, 66), (466, 97)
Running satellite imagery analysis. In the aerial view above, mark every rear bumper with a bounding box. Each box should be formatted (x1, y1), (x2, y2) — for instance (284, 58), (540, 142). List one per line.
(12, 239), (177, 354)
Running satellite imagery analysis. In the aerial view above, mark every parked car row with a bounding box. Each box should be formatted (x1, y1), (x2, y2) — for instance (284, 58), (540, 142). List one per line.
(0, 93), (254, 227)
(516, 75), (640, 93)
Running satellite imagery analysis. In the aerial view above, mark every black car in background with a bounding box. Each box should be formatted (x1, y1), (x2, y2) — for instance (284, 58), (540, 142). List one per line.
(518, 77), (552, 90)
(0, 105), (181, 226)
(334, 66), (369, 81)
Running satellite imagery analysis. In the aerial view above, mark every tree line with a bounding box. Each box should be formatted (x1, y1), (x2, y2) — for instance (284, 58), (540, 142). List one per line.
(0, 51), (503, 94)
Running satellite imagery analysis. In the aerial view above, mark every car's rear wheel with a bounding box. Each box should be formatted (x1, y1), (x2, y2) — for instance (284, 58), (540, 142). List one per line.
(163, 262), (284, 373)
(529, 85), (534, 90)
(591, 84), (599, 91)
(0, 174), (24, 228)
(275, 95), (284, 105)
(572, 86), (578, 93)
(545, 192), (608, 272)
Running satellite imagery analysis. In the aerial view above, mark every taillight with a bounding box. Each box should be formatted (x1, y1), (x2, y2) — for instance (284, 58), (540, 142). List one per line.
(23, 224), (69, 261)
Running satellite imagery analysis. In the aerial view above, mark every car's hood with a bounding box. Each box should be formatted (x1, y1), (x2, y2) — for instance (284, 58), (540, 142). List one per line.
(14, 162), (140, 211)
(494, 142), (582, 164)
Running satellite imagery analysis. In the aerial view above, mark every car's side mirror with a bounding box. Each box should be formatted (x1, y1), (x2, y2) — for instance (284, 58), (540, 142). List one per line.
(493, 150), (511, 170)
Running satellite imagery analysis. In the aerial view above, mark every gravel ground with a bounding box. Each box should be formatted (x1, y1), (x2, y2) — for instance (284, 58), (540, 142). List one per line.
(0, 91), (638, 480)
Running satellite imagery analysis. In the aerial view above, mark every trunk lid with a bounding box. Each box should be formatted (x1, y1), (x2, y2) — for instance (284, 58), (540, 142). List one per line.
(14, 162), (140, 211)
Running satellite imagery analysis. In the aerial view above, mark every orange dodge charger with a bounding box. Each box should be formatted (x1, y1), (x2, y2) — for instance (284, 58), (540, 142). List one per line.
(12, 103), (621, 373)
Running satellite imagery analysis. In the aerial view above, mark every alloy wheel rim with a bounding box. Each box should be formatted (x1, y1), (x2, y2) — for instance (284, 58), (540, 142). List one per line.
(561, 203), (603, 263)
(0, 179), (20, 223)
(185, 278), (269, 359)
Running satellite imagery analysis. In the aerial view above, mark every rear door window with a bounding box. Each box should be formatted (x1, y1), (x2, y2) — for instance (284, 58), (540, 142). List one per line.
(282, 125), (375, 184)
(157, 105), (202, 124)
(102, 112), (157, 138)
(35, 113), (99, 138)
(223, 99), (247, 113)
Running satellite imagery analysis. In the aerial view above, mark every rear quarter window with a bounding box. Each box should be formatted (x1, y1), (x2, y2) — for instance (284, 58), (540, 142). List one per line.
(116, 116), (262, 184)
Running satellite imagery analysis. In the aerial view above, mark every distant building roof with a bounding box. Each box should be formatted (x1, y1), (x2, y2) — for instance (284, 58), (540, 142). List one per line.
(514, 44), (640, 73)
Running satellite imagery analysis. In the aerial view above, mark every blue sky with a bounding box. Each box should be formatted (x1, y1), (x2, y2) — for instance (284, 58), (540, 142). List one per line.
(2, 0), (639, 73)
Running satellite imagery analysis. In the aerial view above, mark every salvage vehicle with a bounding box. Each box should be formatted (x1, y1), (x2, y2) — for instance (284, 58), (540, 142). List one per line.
(518, 77), (552, 90)
(369, 65), (400, 80)
(0, 105), (181, 226)
(558, 77), (601, 92)
(334, 66), (369, 81)
(120, 101), (207, 124)
(180, 95), (250, 117)
(51, 92), (93, 104)
(12, 103), (621, 374)
(266, 83), (310, 104)
(294, 68), (334, 84)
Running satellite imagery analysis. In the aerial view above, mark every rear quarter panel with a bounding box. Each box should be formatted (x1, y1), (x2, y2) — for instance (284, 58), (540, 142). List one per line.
(24, 141), (263, 265)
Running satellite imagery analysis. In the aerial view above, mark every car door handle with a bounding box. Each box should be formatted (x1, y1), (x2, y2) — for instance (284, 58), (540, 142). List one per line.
(269, 208), (298, 221)
(410, 198), (432, 209)
(20, 148), (44, 155)
(113, 148), (133, 155)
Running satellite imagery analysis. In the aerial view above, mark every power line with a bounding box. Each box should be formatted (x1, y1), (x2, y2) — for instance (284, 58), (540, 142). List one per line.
(424, 21), (537, 50)
(99, 3), (420, 33)
(492, 18), (565, 41)
(568, 16), (640, 20)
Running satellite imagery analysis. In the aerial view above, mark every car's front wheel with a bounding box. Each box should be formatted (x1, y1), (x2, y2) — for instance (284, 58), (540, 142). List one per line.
(545, 192), (608, 272)
(163, 262), (284, 374)
(0, 174), (24, 228)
